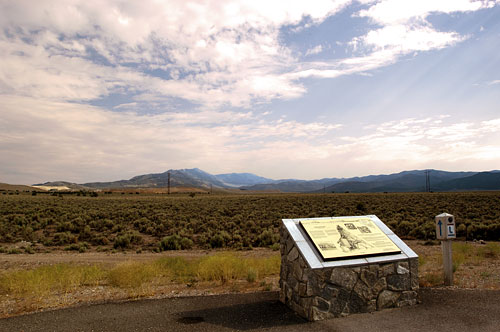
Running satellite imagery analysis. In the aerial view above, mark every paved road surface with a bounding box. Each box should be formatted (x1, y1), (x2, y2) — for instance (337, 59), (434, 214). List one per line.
(1, 288), (499, 332)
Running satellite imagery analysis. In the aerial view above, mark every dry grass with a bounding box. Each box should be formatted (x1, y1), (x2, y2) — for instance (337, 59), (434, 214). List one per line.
(107, 262), (158, 288)
(416, 241), (500, 288)
(196, 254), (280, 283)
(0, 264), (104, 298)
(0, 253), (280, 312)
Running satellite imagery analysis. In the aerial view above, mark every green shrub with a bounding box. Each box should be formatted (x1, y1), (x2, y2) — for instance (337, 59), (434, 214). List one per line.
(65, 242), (89, 252)
(91, 234), (109, 246)
(53, 232), (77, 245)
(356, 202), (367, 212)
(456, 223), (467, 238)
(113, 232), (143, 249)
(159, 235), (193, 251)
(24, 246), (35, 254)
(397, 221), (413, 237)
(65, 243), (81, 251)
(114, 235), (131, 249)
(159, 235), (182, 250)
(210, 234), (225, 248)
(180, 237), (193, 249)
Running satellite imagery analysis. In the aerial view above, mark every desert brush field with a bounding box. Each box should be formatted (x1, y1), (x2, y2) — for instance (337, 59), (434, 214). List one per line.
(1, 191), (499, 317)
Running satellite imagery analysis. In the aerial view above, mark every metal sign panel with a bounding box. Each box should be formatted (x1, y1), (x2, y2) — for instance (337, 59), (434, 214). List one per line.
(300, 217), (401, 261)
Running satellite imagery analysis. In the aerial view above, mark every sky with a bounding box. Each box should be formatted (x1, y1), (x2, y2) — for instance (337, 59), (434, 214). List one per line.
(1, 0), (500, 184)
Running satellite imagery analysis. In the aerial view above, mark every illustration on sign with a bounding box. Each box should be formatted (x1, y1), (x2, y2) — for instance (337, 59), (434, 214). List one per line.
(300, 218), (401, 261)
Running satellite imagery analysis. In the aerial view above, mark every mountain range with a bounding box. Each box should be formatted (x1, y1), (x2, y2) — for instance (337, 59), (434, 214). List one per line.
(32, 168), (500, 193)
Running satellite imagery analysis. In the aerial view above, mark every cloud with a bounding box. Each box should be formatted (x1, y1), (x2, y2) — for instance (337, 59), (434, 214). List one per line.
(0, 95), (341, 183)
(348, 0), (496, 58)
(2, 95), (499, 183)
(281, 1), (494, 81)
(352, 24), (465, 53)
(305, 45), (324, 56)
(356, 0), (488, 25)
(0, 0), (353, 108)
(344, 116), (500, 165)
(1, 1), (499, 183)
(2, 0), (495, 109)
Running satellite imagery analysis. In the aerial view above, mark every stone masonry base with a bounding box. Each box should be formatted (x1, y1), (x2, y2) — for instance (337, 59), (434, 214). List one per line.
(279, 223), (419, 321)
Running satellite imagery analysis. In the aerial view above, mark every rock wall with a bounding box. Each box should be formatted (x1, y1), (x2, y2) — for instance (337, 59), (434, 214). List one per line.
(279, 223), (418, 321)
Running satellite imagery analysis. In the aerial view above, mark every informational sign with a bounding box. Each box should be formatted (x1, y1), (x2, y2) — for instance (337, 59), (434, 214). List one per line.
(435, 213), (456, 240)
(300, 218), (401, 261)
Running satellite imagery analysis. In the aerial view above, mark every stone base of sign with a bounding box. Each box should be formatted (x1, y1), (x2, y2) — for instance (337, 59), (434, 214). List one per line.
(279, 223), (418, 321)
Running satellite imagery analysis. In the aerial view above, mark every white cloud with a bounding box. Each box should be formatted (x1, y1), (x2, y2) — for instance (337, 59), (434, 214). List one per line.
(0, 0), (354, 108)
(2, 95), (499, 183)
(1, 1), (499, 183)
(305, 45), (324, 56)
(357, 0), (487, 25)
(2, 0), (493, 108)
(284, 1), (495, 81)
(346, 0), (494, 67)
(346, 116), (500, 165)
(354, 25), (465, 53)
(0, 95), (341, 183)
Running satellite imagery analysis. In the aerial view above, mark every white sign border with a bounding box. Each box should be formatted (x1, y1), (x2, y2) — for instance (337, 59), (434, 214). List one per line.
(283, 215), (418, 269)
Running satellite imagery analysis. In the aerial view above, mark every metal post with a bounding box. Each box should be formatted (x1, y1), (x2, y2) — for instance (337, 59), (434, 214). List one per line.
(442, 239), (453, 286)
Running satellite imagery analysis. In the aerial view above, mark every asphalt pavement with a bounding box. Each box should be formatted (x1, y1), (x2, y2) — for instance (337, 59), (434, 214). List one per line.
(1, 288), (500, 332)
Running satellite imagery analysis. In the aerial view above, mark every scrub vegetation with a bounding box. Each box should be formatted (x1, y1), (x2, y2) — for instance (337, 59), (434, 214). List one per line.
(1, 191), (500, 252)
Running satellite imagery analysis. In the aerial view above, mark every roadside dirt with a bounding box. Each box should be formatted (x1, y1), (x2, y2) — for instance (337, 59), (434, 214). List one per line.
(1, 241), (499, 318)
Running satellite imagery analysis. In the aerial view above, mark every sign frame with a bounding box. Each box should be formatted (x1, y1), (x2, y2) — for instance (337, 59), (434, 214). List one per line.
(282, 215), (418, 269)
(299, 217), (401, 262)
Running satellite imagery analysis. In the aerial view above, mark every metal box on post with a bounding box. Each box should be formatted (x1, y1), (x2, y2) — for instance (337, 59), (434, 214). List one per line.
(435, 213), (456, 240)
(435, 212), (455, 286)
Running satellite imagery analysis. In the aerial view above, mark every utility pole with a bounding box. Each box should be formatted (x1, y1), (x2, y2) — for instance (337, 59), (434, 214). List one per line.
(168, 171), (171, 195)
(425, 170), (431, 192)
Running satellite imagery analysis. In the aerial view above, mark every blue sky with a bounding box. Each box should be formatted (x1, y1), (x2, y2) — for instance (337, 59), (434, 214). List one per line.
(1, 0), (499, 184)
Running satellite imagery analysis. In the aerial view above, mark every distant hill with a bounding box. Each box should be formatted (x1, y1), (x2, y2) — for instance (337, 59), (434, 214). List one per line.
(241, 179), (340, 193)
(30, 168), (500, 192)
(215, 173), (275, 187)
(83, 168), (228, 189)
(0, 183), (42, 191)
(315, 170), (479, 193)
(433, 172), (500, 191)
(249, 170), (481, 193)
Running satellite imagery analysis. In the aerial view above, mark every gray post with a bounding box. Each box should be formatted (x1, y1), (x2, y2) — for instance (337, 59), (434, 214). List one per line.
(442, 239), (453, 286)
